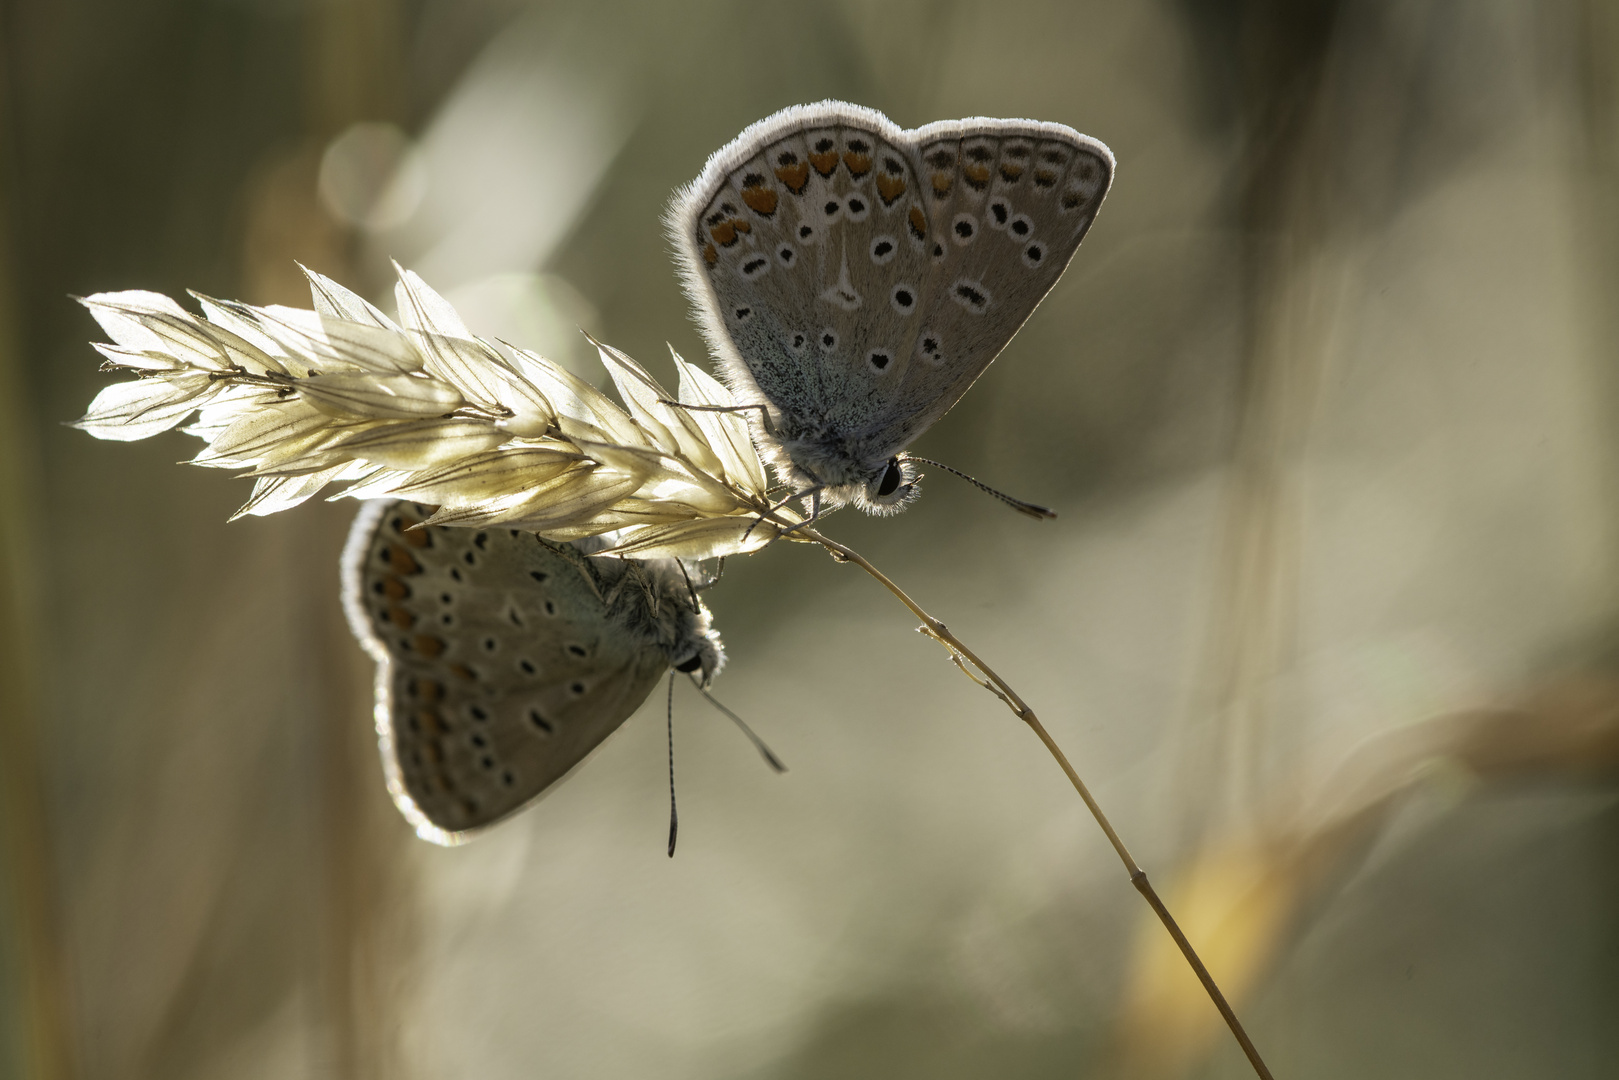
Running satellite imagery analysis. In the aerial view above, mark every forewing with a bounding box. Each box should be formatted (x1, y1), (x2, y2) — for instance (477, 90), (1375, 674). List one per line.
(885, 121), (1112, 450)
(342, 501), (670, 843)
(673, 103), (936, 443)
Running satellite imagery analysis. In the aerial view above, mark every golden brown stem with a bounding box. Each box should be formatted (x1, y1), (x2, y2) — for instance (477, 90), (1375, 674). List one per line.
(797, 527), (1276, 1080)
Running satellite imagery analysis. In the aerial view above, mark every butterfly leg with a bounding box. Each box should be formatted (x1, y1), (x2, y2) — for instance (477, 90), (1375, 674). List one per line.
(773, 489), (824, 538)
(658, 399), (775, 430)
(743, 484), (823, 543)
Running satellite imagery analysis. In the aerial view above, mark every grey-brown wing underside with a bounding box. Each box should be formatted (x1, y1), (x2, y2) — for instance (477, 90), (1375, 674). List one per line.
(672, 102), (1111, 462)
(342, 501), (670, 843)
(883, 120), (1112, 452)
(673, 106), (933, 444)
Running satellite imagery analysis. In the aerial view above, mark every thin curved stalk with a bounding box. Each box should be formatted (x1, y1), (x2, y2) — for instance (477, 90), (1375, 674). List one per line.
(797, 526), (1276, 1080)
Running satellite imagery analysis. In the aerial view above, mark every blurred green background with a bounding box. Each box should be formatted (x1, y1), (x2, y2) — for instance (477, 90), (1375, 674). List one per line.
(3, 1), (1619, 1077)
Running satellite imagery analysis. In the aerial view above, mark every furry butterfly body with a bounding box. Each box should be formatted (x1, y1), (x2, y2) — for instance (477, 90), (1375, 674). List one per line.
(671, 101), (1113, 514)
(342, 500), (723, 844)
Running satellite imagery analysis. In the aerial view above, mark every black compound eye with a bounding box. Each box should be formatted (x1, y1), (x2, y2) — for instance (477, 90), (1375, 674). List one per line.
(675, 654), (704, 673)
(877, 459), (903, 497)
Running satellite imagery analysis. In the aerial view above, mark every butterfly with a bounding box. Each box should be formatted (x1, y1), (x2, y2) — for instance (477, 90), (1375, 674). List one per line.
(342, 500), (723, 844)
(670, 100), (1113, 517)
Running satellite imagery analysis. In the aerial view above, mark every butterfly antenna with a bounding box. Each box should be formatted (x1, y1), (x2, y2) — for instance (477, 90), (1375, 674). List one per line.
(666, 673), (679, 858)
(674, 559), (700, 609)
(692, 678), (788, 773)
(904, 456), (1057, 520)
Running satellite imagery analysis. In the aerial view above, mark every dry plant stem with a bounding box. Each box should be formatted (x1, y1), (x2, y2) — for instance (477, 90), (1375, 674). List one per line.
(798, 526), (1276, 1080)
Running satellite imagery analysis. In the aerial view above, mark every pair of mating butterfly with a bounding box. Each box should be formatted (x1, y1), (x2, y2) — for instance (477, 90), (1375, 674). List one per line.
(346, 101), (1113, 845)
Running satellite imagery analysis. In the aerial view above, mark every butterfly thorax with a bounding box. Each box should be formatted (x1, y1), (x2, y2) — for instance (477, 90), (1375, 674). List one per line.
(591, 554), (724, 684)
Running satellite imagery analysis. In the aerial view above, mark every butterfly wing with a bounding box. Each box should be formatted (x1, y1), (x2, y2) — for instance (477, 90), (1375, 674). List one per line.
(884, 120), (1112, 453)
(342, 501), (672, 843)
(672, 103), (936, 479)
(671, 102), (1112, 481)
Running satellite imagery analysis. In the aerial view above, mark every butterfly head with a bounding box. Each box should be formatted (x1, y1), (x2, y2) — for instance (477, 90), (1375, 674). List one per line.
(852, 455), (921, 516)
(671, 624), (725, 687)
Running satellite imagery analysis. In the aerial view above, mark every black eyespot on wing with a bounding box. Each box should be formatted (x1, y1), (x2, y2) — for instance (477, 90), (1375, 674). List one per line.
(519, 659), (535, 674)
(872, 239), (893, 258)
(529, 709), (553, 734)
(799, 224), (814, 239)
(824, 200), (840, 217)
(529, 571), (547, 583)
(470, 705), (488, 721)
(952, 281), (990, 314)
(474, 532), (488, 548)
(567, 644), (587, 657)
(990, 200), (1009, 225)
(821, 329), (838, 349)
(570, 682), (586, 695)
(867, 350), (891, 372)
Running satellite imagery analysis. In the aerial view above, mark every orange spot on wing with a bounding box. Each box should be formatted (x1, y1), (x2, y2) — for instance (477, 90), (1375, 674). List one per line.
(448, 663), (477, 681)
(413, 635), (446, 658)
(703, 242), (718, 265)
(908, 205), (928, 240)
(710, 221), (737, 247)
(400, 526), (430, 548)
(931, 173), (953, 198)
(999, 163), (1024, 182)
(775, 161), (810, 193)
(741, 186), (778, 216)
(383, 576), (410, 600)
(389, 605), (416, 629)
(843, 151), (871, 177)
(1034, 168), (1058, 188)
(387, 547), (421, 575)
(809, 150), (838, 176)
(876, 173), (907, 205)
(963, 163), (991, 189)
